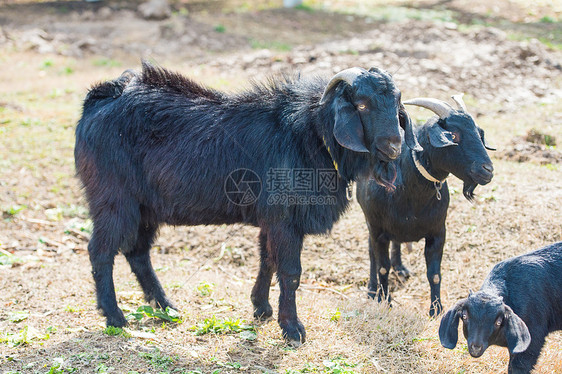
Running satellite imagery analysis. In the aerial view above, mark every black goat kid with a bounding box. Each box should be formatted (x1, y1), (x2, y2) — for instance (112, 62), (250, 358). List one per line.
(356, 95), (495, 316)
(75, 62), (420, 345)
(439, 242), (562, 374)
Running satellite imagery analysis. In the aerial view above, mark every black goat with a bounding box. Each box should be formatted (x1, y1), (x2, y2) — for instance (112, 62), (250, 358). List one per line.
(439, 242), (562, 374)
(75, 61), (420, 345)
(356, 95), (495, 316)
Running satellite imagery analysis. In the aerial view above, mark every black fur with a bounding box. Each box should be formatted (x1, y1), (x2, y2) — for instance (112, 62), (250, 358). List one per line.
(439, 242), (562, 374)
(356, 106), (494, 316)
(75, 61), (418, 344)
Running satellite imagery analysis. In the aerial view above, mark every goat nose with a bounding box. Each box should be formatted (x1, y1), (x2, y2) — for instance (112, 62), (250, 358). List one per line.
(470, 343), (483, 356)
(482, 163), (494, 173)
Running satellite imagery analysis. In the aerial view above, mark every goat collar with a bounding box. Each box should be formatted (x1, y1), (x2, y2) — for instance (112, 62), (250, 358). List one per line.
(411, 150), (445, 184)
(411, 150), (447, 200)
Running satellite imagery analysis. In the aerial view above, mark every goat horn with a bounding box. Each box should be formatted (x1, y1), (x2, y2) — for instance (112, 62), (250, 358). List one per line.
(451, 94), (467, 112)
(319, 67), (367, 104)
(403, 98), (454, 119)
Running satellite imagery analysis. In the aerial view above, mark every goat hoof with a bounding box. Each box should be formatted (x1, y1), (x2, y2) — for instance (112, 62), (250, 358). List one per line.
(253, 303), (273, 320)
(393, 265), (411, 279)
(280, 319), (306, 347)
(106, 310), (128, 328)
(429, 303), (443, 318)
(155, 299), (177, 313)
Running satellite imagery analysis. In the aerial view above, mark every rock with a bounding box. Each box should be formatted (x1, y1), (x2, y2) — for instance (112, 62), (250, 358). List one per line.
(20, 29), (55, 54)
(139, 0), (171, 20)
(97, 7), (112, 19)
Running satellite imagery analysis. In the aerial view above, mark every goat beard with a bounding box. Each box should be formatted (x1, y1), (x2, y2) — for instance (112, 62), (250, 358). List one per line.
(463, 182), (477, 202)
(371, 161), (397, 192)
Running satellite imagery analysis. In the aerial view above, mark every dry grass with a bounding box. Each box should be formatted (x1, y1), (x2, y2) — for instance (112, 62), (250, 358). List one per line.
(1, 1), (562, 373)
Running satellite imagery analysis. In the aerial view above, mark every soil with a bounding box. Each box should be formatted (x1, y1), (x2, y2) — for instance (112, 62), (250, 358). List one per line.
(0, 1), (561, 373)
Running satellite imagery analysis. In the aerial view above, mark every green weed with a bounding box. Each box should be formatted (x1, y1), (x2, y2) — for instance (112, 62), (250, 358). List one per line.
(128, 305), (182, 323)
(8, 311), (29, 323)
(286, 356), (358, 373)
(0, 252), (23, 265)
(92, 58), (122, 67)
(250, 39), (292, 51)
(0, 326), (49, 347)
(102, 326), (131, 338)
(3, 204), (25, 217)
(196, 281), (214, 297)
(139, 349), (178, 370)
(190, 316), (256, 339)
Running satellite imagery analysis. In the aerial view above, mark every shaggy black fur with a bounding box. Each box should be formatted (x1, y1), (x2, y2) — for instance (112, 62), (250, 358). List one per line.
(357, 108), (494, 316)
(75, 62), (418, 344)
(439, 242), (562, 374)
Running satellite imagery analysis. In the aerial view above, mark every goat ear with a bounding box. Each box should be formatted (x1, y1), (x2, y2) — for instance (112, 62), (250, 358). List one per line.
(428, 122), (457, 148)
(333, 95), (369, 153)
(439, 299), (465, 349)
(504, 306), (531, 354)
(399, 105), (422, 152)
(478, 128), (496, 151)
(482, 135), (497, 151)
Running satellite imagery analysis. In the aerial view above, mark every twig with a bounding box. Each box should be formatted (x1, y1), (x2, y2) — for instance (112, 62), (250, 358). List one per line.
(0, 248), (13, 256)
(299, 284), (350, 299)
(39, 237), (65, 248)
(67, 228), (91, 240)
(19, 216), (59, 226)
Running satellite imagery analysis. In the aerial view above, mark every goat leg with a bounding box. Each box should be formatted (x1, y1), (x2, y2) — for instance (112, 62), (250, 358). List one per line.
(270, 225), (305, 347)
(424, 232), (445, 317)
(251, 229), (276, 320)
(390, 241), (411, 279)
(124, 223), (175, 311)
(89, 232), (127, 327)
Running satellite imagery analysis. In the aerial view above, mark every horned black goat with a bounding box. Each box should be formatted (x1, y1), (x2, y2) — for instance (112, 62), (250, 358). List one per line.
(439, 242), (562, 374)
(74, 61), (420, 345)
(356, 95), (495, 316)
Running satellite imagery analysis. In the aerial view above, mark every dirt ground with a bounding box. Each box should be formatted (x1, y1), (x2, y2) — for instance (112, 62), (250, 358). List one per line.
(0, 0), (561, 373)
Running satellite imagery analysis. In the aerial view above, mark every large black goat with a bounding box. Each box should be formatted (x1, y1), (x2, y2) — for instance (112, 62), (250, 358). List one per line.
(356, 95), (495, 316)
(439, 242), (562, 374)
(75, 61), (420, 345)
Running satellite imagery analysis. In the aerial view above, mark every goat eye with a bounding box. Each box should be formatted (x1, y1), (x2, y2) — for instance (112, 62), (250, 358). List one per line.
(357, 103), (367, 111)
(462, 312), (468, 320)
(451, 133), (460, 143)
(495, 318), (502, 327)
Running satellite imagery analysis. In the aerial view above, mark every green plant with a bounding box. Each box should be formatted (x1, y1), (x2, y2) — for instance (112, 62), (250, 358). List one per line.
(295, 4), (314, 12)
(42, 59), (54, 68)
(286, 356), (358, 373)
(196, 281), (214, 296)
(214, 24), (226, 33)
(96, 363), (113, 373)
(190, 316), (256, 337)
(8, 311), (29, 323)
(139, 349), (177, 370)
(540, 16), (556, 23)
(0, 252), (23, 265)
(0, 326), (49, 347)
(103, 326), (131, 338)
(92, 58), (121, 67)
(3, 204), (25, 217)
(250, 39), (292, 51)
(128, 305), (181, 323)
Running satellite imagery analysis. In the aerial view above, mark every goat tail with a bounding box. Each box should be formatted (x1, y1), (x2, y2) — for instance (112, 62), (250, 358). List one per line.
(84, 69), (138, 106)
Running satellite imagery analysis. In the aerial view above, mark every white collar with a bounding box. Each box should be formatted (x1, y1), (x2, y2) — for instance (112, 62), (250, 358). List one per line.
(411, 150), (446, 184)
